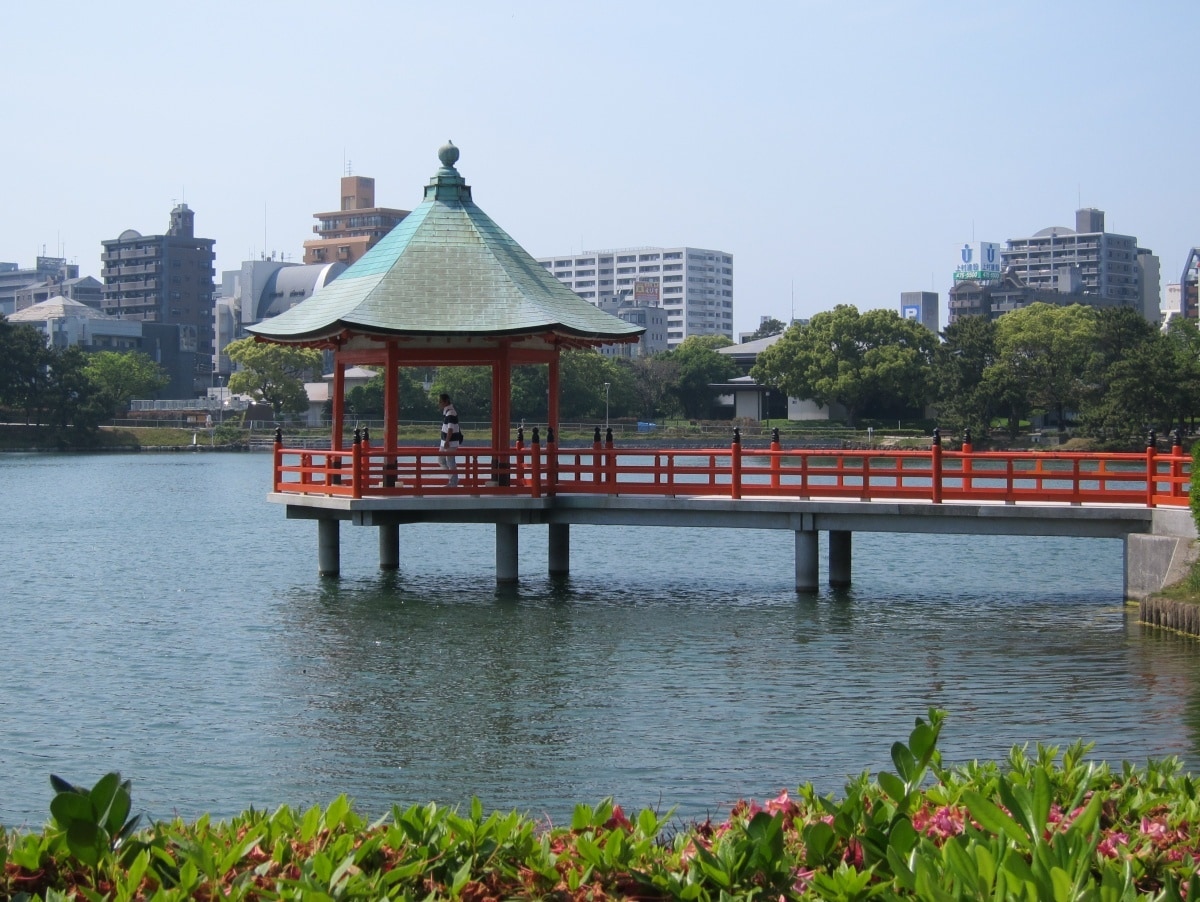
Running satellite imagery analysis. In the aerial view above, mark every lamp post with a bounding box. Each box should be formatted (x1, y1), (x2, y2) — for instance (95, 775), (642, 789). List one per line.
(604, 382), (610, 432)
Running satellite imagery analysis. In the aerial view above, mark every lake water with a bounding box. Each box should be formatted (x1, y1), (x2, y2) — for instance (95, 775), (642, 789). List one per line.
(1, 451), (1198, 829)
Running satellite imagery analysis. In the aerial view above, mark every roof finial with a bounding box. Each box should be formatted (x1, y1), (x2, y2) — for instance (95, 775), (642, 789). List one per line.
(438, 140), (459, 169)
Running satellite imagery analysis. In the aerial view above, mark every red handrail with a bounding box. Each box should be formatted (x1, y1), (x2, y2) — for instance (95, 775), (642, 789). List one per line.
(269, 441), (1192, 509)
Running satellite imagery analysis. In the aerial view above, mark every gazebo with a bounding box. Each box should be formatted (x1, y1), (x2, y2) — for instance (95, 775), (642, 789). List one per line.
(248, 142), (642, 464)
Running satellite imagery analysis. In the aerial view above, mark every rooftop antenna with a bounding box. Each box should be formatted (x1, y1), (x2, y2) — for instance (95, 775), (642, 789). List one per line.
(790, 280), (795, 323)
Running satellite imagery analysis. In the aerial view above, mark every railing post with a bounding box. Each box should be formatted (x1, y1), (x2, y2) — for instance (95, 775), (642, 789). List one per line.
(530, 427), (542, 498)
(961, 428), (973, 496)
(605, 426), (615, 489)
(351, 427), (364, 499)
(1146, 429), (1157, 508)
(1172, 428), (1185, 502)
(931, 428), (942, 503)
(515, 427), (526, 488)
(546, 427), (558, 497)
(273, 427), (283, 491)
(731, 427), (742, 500)
(592, 426), (602, 484)
(770, 427), (781, 490)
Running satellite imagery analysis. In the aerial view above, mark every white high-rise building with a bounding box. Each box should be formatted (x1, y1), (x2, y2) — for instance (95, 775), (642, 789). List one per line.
(535, 246), (733, 348)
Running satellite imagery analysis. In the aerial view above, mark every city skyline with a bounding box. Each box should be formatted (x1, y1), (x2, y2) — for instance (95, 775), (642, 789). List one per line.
(3, 0), (1197, 336)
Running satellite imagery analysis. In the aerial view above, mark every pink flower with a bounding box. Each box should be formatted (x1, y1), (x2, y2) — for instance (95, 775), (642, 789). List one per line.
(792, 867), (817, 893)
(1097, 832), (1128, 859)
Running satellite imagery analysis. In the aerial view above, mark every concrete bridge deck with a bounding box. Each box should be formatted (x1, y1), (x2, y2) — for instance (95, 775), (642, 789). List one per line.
(272, 491), (1198, 599)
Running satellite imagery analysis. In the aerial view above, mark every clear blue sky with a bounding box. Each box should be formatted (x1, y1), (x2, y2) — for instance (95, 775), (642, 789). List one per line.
(4, 0), (1196, 335)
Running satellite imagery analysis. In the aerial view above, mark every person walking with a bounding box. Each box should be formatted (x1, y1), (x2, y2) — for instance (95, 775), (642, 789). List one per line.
(438, 393), (463, 487)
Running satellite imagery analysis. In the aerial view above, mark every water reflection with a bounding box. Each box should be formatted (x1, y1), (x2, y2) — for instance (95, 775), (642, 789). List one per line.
(2, 454), (1199, 825)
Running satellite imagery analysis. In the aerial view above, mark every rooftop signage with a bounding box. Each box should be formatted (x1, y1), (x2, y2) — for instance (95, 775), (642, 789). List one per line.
(953, 242), (1001, 284)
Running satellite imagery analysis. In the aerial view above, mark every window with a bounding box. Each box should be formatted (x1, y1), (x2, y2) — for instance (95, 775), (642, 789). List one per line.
(638, 265), (660, 273)
(575, 258), (594, 265)
(638, 253), (660, 262)
(555, 259), (570, 267)
(617, 255), (636, 263)
(617, 266), (636, 274)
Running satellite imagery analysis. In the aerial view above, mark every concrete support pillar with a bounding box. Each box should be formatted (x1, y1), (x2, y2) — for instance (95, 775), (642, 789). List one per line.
(318, 519), (340, 577)
(496, 523), (519, 584)
(829, 529), (852, 588)
(795, 530), (819, 593)
(379, 522), (399, 570)
(548, 523), (570, 577)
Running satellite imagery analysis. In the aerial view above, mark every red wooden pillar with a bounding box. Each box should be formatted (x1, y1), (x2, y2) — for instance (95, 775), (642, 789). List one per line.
(331, 360), (346, 451)
(493, 348), (512, 486)
(547, 354), (561, 441)
(384, 341), (399, 453)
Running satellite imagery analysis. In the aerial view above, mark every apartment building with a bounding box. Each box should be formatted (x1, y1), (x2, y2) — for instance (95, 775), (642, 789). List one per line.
(948, 209), (1160, 324)
(999, 208), (1159, 321)
(302, 175), (409, 266)
(0, 257), (79, 316)
(535, 246), (733, 348)
(100, 203), (216, 393)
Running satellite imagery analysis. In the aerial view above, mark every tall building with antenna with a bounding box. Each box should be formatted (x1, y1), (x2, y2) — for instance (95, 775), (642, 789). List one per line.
(302, 175), (409, 266)
(100, 203), (216, 393)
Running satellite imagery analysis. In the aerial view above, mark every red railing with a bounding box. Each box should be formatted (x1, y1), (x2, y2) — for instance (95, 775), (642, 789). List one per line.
(272, 435), (1192, 508)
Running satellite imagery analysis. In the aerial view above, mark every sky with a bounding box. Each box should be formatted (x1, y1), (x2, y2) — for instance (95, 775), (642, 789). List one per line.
(4, 0), (1197, 336)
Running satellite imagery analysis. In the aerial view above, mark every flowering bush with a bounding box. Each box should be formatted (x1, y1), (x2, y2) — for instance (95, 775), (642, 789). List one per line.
(4, 710), (1200, 899)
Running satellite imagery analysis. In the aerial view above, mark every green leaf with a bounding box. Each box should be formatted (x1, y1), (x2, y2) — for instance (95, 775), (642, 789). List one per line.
(802, 820), (836, 866)
(50, 774), (87, 795)
(888, 816), (919, 857)
(1066, 790), (1104, 838)
(962, 791), (1030, 849)
(878, 771), (908, 804)
(1032, 768), (1051, 839)
(51, 790), (95, 827)
(909, 721), (938, 763)
(325, 794), (351, 829)
(891, 741), (917, 783)
(66, 820), (105, 868)
(450, 859), (472, 895)
(89, 773), (122, 825)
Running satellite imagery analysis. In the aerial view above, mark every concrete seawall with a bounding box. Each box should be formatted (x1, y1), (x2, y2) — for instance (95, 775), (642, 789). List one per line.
(1131, 508), (1200, 636)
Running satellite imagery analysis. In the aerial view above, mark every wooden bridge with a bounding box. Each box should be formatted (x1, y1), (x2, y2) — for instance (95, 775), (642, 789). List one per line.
(268, 430), (1196, 598)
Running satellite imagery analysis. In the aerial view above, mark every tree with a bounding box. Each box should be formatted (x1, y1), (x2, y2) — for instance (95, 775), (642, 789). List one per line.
(343, 369), (440, 421)
(746, 317), (787, 341)
(83, 351), (169, 418)
(0, 317), (51, 424)
(431, 366), (493, 421)
(991, 303), (1096, 433)
(43, 346), (105, 431)
(1161, 318), (1200, 433)
(1075, 306), (1163, 442)
(225, 337), (322, 418)
(933, 315), (999, 440)
(624, 354), (681, 421)
(751, 305), (936, 426)
(663, 335), (740, 419)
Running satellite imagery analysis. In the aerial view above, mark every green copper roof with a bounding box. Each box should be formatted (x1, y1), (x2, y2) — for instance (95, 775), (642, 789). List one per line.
(249, 143), (643, 345)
